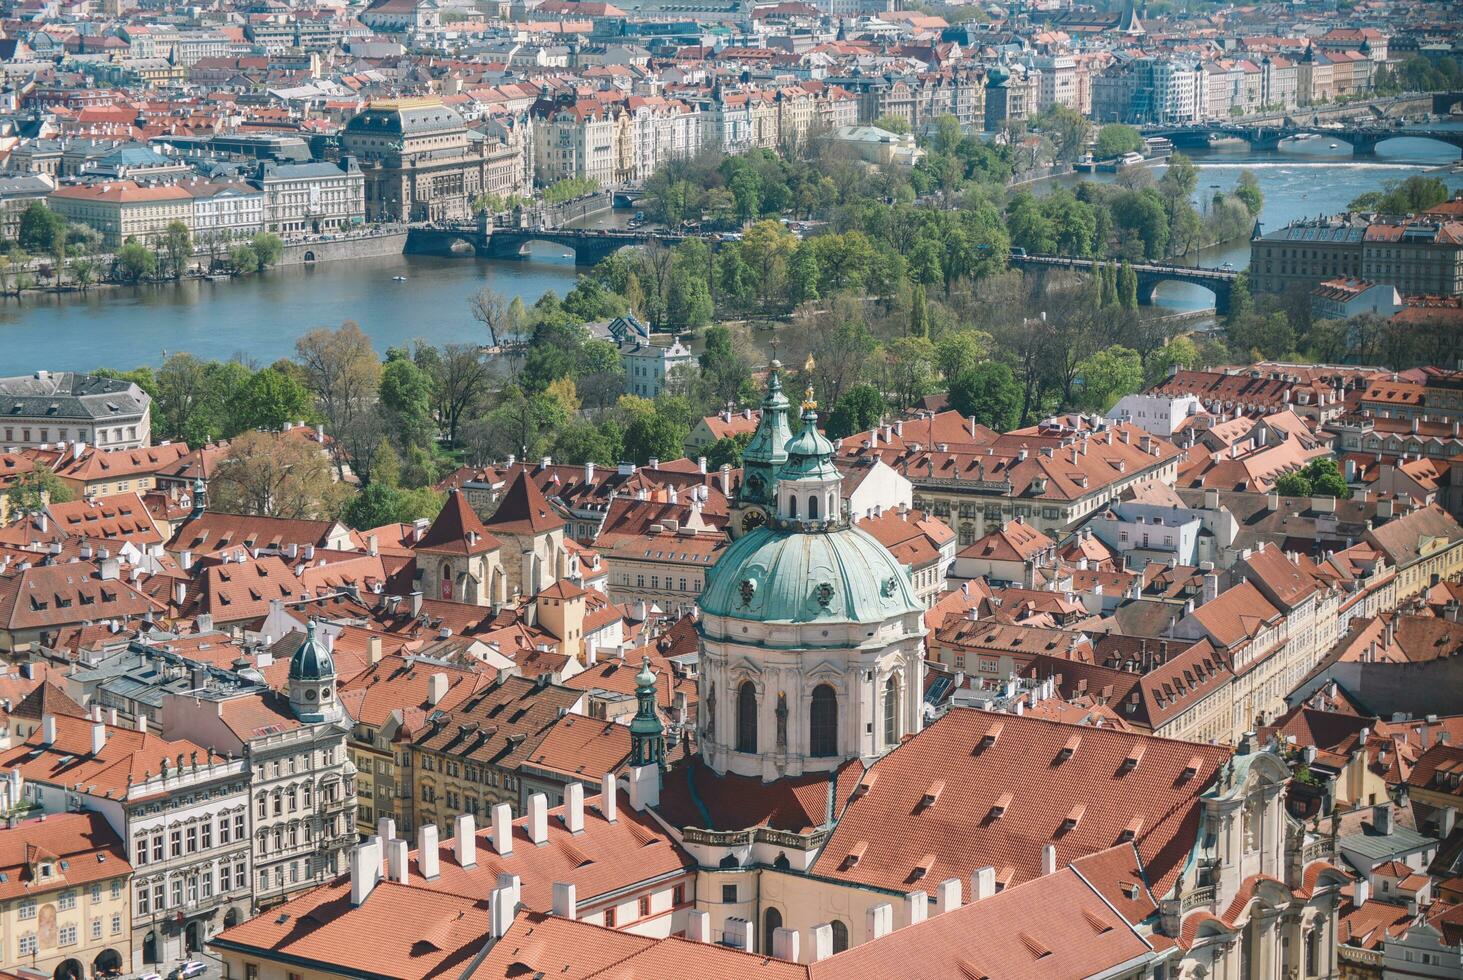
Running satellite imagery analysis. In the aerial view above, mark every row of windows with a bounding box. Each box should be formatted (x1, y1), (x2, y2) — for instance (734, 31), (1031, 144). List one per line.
(136, 861), (247, 915)
(17, 881), (123, 919)
(134, 812), (244, 866)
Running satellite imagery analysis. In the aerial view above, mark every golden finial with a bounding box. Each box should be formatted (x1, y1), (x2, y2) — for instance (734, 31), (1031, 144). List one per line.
(804, 353), (816, 373)
(802, 386), (818, 412)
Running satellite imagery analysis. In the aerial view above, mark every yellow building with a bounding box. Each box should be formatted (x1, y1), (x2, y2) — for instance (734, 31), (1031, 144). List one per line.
(48, 181), (193, 248)
(0, 811), (134, 979)
(1364, 504), (1463, 601)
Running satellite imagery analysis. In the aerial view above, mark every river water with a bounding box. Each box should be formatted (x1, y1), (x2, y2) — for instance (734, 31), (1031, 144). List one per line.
(0, 137), (1459, 372)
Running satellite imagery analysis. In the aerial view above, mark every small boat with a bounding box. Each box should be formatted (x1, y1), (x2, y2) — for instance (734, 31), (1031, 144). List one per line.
(392, 275), (407, 282)
(1328, 143), (1339, 149)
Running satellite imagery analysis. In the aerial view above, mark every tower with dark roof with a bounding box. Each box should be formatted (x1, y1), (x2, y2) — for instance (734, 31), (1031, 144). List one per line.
(289, 620), (341, 724)
(483, 471), (569, 601)
(629, 656), (664, 769)
(415, 489), (504, 607)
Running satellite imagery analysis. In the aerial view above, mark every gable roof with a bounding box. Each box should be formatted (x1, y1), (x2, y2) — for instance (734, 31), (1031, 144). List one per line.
(483, 471), (565, 536)
(415, 490), (500, 555)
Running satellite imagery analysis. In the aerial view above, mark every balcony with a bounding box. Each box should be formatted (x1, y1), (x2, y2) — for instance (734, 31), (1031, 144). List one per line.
(1180, 884), (1217, 912)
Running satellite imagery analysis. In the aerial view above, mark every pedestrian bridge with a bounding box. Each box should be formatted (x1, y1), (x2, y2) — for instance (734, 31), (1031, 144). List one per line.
(1009, 254), (1239, 314)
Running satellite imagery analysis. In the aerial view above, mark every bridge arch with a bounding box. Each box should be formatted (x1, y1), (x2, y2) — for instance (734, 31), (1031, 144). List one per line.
(1144, 278), (1221, 314)
(1365, 132), (1463, 158)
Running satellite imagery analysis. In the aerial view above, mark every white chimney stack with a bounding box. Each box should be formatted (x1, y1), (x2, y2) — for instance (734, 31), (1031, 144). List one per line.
(1042, 844), (1058, 876)
(418, 824), (440, 879)
(905, 890), (928, 926)
(385, 838), (408, 883)
(527, 793), (548, 845)
(350, 840), (381, 906)
(563, 782), (584, 834)
(972, 866), (996, 901)
(811, 923), (834, 961)
(772, 927), (800, 962)
(90, 722), (105, 755)
(489, 885), (515, 939)
(723, 917), (754, 951)
(600, 772), (618, 822)
(492, 802), (513, 856)
(377, 816), (396, 844)
(552, 882), (576, 919)
(455, 813), (477, 868)
(866, 903), (893, 940)
(687, 910), (711, 943)
(936, 877), (961, 914)
(41, 714), (56, 745)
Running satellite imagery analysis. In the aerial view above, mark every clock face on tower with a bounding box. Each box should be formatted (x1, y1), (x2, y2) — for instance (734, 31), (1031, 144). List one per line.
(742, 509), (767, 533)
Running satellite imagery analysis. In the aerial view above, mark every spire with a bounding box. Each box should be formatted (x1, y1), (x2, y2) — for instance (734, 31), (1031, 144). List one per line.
(190, 476), (206, 520)
(738, 359), (793, 508)
(629, 656), (664, 768)
(1118, 0), (1145, 35)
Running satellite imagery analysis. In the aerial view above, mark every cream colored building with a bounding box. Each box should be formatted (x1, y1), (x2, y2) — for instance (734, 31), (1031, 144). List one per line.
(48, 181), (193, 247)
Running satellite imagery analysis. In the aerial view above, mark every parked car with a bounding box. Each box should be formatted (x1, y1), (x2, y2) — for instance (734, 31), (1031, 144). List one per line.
(174, 962), (207, 979)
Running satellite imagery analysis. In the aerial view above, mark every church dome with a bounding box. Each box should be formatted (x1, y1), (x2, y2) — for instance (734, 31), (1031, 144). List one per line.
(700, 524), (922, 625)
(289, 620), (335, 682)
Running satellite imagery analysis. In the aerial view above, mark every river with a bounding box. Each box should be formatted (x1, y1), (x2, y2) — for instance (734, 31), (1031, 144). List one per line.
(1, 137), (1459, 372)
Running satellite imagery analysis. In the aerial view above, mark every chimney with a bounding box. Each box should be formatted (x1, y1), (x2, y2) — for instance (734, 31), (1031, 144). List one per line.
(90, 722), (105, 755)
(368, 636), (383, 664)
(42, 714), (56, 745)
(772, 927), (800, 962)
(687, 910), (712, 943)
(527, 793), (548, 845)
(600, 772), (618, 822)
(905, 890), (928, 926)
(1202, 573), (1219, 605)
(427, 672), (448, 706)
(367, 534), (378, 557)
(135, 712), (148, 733)
(563, 782), (584, 834)
(1373, 802), (1394, 836)
(1355, 878), (1371, 906)
(552, 881), (576, 919)
(935, 877), (961, 914)
(723, 917), (754, 951)
(492, 802), (513, 855)
(385, 838), (408, 883)
(417, 824), (440, 879)
(350, 840), (381, 906)
(455, 814), (477, 868)
(180, 549), (193, 571)
(810, 923), (834, 961)
(628, 763), (659, 810)
(1439, 807), (1457, 838)
(1042, 844), (1057, 876)
(865, 903), (893, 941)
(489, 885), (515, 940)
(971, 865), (996, 901)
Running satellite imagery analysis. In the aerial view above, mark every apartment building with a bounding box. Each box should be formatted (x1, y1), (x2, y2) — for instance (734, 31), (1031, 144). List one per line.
(0, 715), (252, 970)
(47, 181), (193, 247)
(253, 158), (364, 237)
(0, 371), (151, 450)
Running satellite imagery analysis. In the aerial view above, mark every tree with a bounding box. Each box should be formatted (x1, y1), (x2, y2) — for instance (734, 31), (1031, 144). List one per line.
(787, 243), (820, 305)
(948, 362), (1020, 430)
(740, 220), (797, 306)
(1075, 345), (1143, 411)
(1146, 336), (1199, 383)
(622, 412), (687, 465)
(1111, 189), (1169, 260)
(1094, 124), (1144, 159)
(70, 257), (95, 291)
(872, 113), (911, 135)
(211, 431), (345, 519)
(935, 330), (991, 382)
(431, 343), (491, 444)
(1273, 472), (1312, 497)
(341, 483), (444, 530)
(251, 232), (283, 269)
(163, 221), (192, 279)
(704, 432), (752, 469)
(469, 287), (515, 348)
(1348, 175), (1449, 214)
(1118, 262), (1139, 310)
(1035, 104), (1091, 163)
(379, 354), (437, 452)
(826, 383), (886, 438)
(4, 467), (72, 515)
(115, 241), (156, 283)
(18, 202), (66, 254)
(1234, 170), (1264, 217)
(228, 243), (260, 274)
(295, 322), (381, 473)
(665, 264), (712, 331)
(229, 366), (312, 435)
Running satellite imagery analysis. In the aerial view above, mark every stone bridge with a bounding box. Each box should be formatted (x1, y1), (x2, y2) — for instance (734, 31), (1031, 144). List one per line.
(1010, 254), (1239, 314)
(405, 224), (686, 265)
(1148, 122), (1463, 156)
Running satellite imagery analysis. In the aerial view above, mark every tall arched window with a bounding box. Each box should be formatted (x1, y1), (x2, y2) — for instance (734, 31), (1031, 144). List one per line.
(830, 919), (849, 953)
(882, 675), (900, 747)
(788, 495), (798, 518)
(763, 907), (782, 955)
(736, 682), (758, 753)
(807, 494), (819, 519)
(809, 684), (838, 757)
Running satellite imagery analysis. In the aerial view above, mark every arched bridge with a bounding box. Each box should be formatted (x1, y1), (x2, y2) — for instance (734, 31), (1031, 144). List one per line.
(1010, 254), (1239, 314)
(406, 224), (686, 265)
(1148, 123), (1463, 156)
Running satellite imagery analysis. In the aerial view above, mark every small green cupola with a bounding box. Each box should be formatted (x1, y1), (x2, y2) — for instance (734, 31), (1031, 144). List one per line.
(289, 620), (341, 724)
(628, 656), (664, 768)
(775, 387), (842, 526)
(738, 361), (793, 510)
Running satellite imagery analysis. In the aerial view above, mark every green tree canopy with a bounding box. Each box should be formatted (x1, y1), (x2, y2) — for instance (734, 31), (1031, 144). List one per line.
(947, 362), (1020, 430)
(825, 383), (887, 439)
(1094, 124), (1144, 159)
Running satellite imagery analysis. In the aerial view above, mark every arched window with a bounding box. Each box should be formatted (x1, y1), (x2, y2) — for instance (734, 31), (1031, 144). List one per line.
(763, 907), (782, 955)
(809, 685), (838, 757)
(807, 494), (819, 519)
(736, 682), (758, 753)
(830, 919), (849, 953)
(883, 675), (900, 747)
(788, 495), (798, 518)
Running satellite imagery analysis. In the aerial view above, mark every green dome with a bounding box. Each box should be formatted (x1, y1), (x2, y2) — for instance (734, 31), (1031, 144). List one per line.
(782, 406), (839, 481)
(289, 620), (335, 682)
(700, 524), (922, 625)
